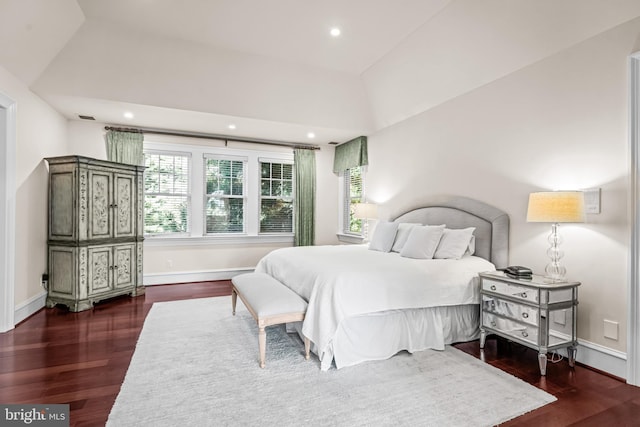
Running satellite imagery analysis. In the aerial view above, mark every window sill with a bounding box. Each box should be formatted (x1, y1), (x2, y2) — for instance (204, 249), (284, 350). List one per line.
(336, 233), (365, 244)
(144, 234), (294, 247)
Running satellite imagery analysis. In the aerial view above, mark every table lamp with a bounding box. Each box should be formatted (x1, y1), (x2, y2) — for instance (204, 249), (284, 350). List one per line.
(353, 202), (378, 241)
(526, 191), (585, 280)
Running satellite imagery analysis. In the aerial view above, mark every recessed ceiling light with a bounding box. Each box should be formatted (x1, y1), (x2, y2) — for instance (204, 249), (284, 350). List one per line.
(123, 111), (134, 119)
(330, 27), (341, 37)
(307, 132), (316, 139)
(228, 124), (236, 130)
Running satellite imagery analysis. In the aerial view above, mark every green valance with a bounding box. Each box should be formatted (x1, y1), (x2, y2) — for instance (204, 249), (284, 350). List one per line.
(106, 130), (144, 166)
(332, 136), (368, 174)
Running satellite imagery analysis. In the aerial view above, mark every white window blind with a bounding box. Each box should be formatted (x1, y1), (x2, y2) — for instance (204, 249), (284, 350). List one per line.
(204, 155), (246, 234)
(144, 151), (191, 235)
(259, 160), (294, 233)
(343, 166), (363, 234)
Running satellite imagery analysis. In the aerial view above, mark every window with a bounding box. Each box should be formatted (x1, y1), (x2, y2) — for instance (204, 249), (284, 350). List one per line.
(144, 152), (190, 235)
(260, 161), (294, 233)
(204, 156), (245, 234)
(143, 141), (294, 244)
(343, 166), (363, 235)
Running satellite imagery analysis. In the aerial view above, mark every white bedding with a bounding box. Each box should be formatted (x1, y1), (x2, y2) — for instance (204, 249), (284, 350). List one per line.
(255, 244), (495, 369)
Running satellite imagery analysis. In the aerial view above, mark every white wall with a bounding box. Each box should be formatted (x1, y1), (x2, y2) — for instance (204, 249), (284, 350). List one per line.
(0, 65), (68, 308)
(365, 17), (640, 352)
(363, 0), (640, 131)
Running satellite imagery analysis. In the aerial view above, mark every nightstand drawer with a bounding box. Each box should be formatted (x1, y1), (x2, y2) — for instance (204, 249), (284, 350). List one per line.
(482, 279), (539, 303)
(482, 296), (539, 326)
(482, 313), (539, 346)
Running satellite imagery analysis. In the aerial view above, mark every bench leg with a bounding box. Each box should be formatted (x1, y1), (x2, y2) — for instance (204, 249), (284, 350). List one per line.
(304, 337), (310, 360)
(258, 326), (266, 368)
(231, 288), (237, 315)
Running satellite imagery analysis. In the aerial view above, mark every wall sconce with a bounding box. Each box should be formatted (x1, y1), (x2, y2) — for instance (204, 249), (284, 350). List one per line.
(526, 191), (585, 280)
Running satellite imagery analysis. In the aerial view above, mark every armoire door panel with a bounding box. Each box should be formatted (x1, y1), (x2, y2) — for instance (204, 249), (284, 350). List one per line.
(88, 171), (113, 239)
(114, 244), (135, 289)
(114, 173), (135, 238)
(49, 247), (76, 296)
(50, 172), (75, 240)
(88, 246), (112, 295)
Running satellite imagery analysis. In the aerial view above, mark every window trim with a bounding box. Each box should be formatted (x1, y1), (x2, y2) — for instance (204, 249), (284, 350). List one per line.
(337, 166), (367, 244)
(143, 149), (192, 237)
(258, 158), (295, 235)
(203, 154), (248, 235)
(143, 141), (294, 245)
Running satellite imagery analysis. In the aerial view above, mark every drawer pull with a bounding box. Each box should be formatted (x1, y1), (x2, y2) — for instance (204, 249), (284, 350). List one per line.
(490, 321), (496, 327)
(522, 312), (529, 319)
(522, 331), (529, 338)
(490, 285), (497, 291)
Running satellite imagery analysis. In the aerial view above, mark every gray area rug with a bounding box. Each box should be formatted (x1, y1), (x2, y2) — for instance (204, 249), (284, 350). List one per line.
(107, 297), (556, 426)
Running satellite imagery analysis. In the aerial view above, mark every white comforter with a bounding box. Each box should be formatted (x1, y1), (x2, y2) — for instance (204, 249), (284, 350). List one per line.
(255, 245), (495, 368)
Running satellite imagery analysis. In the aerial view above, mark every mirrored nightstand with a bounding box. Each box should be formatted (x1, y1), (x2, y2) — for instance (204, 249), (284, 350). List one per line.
(479, 271), (580, 375)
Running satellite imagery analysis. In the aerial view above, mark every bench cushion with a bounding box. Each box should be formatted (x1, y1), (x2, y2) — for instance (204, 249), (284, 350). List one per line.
(232, 273), (307, 318)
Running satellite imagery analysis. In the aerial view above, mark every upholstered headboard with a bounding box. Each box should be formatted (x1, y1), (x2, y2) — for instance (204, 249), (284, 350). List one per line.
(391, 196), (510, 269)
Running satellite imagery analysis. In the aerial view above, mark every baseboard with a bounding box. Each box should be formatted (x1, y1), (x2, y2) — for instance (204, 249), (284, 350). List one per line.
(556, 338), (627, 380)
(143, 267), (254, 286)
(14, 290), (47, 325)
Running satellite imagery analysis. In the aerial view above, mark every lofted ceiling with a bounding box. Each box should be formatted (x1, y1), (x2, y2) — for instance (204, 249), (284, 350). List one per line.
(1, 0), (452, 145)
(2, 0), (640, 145)
(77, 0), (452, 76)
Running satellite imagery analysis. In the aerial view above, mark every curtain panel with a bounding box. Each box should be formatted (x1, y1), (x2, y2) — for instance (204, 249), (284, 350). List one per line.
(332, 135), (368, 174)
(294, 148), (316, 246)
(106, 130), (144, 166)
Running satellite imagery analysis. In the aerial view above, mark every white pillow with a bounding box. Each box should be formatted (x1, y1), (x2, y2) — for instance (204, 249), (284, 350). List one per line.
(399, 225), (446, 259)
(368, 222), (399, 252)
(391, 223), (421, 253)
(434, 227), (476, 260)
(465, 235), (476, 256)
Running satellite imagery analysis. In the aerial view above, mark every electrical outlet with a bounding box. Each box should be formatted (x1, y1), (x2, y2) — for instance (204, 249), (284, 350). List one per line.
(604, 319), (619, 340)
(583, 188), (601, 214)
(166, 259), (173, 268)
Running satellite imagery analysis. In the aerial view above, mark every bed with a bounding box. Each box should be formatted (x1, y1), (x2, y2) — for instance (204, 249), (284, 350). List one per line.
(255, 195), (509, 370)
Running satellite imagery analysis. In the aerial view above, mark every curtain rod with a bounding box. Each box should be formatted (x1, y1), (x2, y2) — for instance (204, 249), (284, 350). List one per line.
(104, 126), (321, 150)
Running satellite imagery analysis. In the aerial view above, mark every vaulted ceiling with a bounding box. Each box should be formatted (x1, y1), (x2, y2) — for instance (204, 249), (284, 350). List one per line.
(2, 0), (640, 144)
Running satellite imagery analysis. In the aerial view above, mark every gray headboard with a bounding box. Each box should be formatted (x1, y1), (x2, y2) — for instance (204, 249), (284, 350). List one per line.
(392, 195), (510, 269)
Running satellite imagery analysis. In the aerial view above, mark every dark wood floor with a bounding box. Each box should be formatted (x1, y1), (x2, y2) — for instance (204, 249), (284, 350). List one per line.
(2, 281), (640, 426)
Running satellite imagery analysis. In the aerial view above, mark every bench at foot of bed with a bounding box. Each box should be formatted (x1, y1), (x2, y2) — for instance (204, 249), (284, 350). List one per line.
(231, 272), (310, 368)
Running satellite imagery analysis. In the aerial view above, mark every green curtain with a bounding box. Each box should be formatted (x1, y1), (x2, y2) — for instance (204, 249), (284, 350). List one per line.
(332, 135), (368, 174)
(106, 130), (144, 165)
(294, 148), (316, 246)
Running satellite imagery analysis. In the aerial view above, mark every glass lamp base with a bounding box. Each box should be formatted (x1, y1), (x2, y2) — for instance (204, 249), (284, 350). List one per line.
(546, 223), (567, 281)
(545, 263), (566, 280)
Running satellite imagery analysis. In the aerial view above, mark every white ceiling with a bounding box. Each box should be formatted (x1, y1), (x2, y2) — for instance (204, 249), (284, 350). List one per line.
(76, 0), (452, 75)
(3, 0), (640, 145)
(0, 0), (453, 144)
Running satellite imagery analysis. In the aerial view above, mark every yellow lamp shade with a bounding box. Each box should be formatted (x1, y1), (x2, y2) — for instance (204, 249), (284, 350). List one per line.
(526, 191), (585, 223)
(353, 203), (378, 220)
